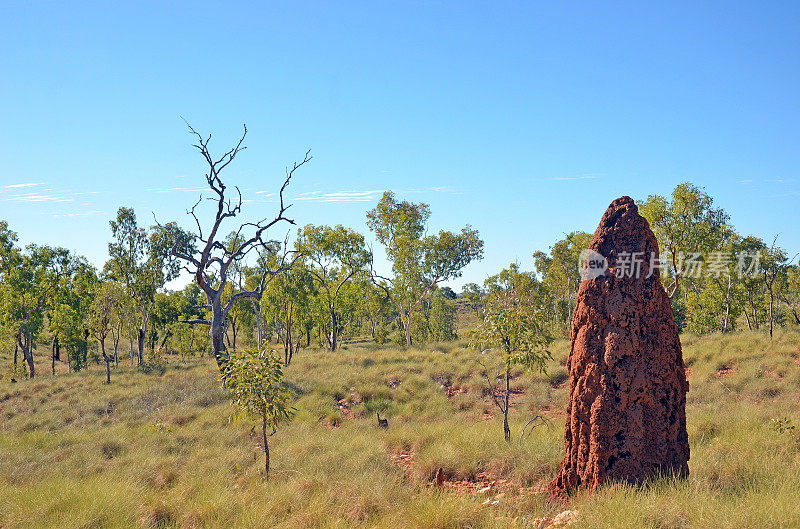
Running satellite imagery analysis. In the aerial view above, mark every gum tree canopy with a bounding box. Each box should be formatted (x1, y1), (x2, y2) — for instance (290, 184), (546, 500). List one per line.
(367, 191), (484, 347)
(295, 224), (372, 352)
(169, 122), (310, 371)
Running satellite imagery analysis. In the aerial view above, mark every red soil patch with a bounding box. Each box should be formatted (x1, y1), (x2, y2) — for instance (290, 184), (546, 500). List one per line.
(761, 367), (783, 380)
(388, 448), (415, 474)
(717, 364), (738, 378)
(386, 448), (545, 507)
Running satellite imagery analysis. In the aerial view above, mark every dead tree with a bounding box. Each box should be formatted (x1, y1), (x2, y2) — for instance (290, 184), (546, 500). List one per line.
(169, 121), (310, 371)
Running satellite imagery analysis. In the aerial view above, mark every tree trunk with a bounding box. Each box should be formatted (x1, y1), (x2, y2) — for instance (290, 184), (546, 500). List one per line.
(291, 339), (300, 364)
(22, 332), (34, 379)
(157, 331), (171, 354)
(404, 319), (413, 347)
(791, 307), (800, 325)
(784, 301), (800, 325)
(137, 328), (145, 365)
(113, 334), (119, 367)
(210, 303), (228, 371)
(749, 296), (760, 330)
(262, 416), (270, 476)
(251, 299), (264, 345)
(101, 339), (110, 384)
(721, 277), (732, 334)
(283, 315), (292, 364)
(769, 289), (775, 339)
(329, 310), (338, 352)
(503, 364), (511, 443)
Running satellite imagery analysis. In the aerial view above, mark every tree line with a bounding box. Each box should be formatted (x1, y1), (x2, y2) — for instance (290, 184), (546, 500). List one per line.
(462, 183), (799, 343)
(1, 126), (797, 383)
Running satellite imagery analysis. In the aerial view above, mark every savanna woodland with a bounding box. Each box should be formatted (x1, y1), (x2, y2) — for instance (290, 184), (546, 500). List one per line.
(3, 3), (800, 528)
(2, 123), (800, 528)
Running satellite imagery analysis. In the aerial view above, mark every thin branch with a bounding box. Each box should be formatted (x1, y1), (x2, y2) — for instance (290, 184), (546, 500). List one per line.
(179, 319), (211, 325)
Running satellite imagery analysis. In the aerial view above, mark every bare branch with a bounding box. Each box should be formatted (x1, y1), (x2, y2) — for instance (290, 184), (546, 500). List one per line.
(179, 319), (212, 326)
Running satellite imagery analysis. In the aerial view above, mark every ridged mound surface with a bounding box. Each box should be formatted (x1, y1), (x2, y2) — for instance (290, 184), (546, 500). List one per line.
(550, 196), (689, 497)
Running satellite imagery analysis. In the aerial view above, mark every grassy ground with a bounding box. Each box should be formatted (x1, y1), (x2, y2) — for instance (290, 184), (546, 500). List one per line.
(1, 329), (800, 528)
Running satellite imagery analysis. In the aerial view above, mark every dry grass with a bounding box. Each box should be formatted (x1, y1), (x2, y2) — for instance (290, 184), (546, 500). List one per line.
(1, 328), (799, 528)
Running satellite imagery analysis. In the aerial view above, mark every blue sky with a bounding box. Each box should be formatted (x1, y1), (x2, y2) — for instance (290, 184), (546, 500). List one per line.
(1, 1), (798, 289)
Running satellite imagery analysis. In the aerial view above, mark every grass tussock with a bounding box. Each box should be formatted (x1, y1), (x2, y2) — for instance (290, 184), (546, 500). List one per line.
(1, 329), (799, 528)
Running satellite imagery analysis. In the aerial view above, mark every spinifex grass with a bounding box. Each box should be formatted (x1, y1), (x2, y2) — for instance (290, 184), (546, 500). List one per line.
(1, 329), (799, 528)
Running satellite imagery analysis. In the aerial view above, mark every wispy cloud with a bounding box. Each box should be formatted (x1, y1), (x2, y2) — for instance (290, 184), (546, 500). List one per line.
(428, 186), (462, 194)
(145, 186), (206, 193)
(552, 174), (601, 181)
(5, 193), (73, 202)
(53, 210), (103, 218)
(5, 182), (46, 188)
(404, 186), (462, 195)
(294, 190), (384, 203)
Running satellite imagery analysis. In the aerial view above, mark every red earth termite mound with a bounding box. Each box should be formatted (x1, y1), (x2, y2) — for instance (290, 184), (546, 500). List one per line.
(549, 196), (689, 497)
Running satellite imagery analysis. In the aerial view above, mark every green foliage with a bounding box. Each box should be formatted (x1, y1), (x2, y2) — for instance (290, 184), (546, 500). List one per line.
(295, 224), (372, 351)
(223, 348), (294, 430)
(460, 282), (485, 318)
(471, 267), (553, 441)
(771, 417), (800, 448)
(367, 191), (483, 346)
(104, 207), (185, 364)
(532, 231), (592, 336)
(423, 290), (457, 342)
(222, 347), (295, 473)
(470, 286), (553, 376)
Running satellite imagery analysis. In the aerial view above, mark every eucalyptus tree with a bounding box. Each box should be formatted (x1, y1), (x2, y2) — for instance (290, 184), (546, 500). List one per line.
(222, 348), (294, 476)
(0, 244), (73, 378)
(49, 258), (98, 373)
(103, 281), (131, 366)
(778, 263), (800, 325)
(0, 221), (16, 279)
(761, 239), (790, 339)
(88, 282), (118, 383)
(461, 283), (485, 319)
(0, 222), (20, 372)
(262, 258), (315, 364)
(105, 207), (182, 365)
(470, 265), (553, 442)
(357, 280), (393, 342)
(150, 291), (184, 356)
(737, 236), (769, 331)
(168, 122), (310, 370)
(532, 231), (591, 332)
(295, 224), (372, 351)
(424, 288), (458, 342)
(638, 183), (733, 298)
(367, 191), (483, 346)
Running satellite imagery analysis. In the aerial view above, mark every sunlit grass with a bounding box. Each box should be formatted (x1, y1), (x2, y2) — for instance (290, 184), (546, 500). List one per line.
(1, 328), (799, 528)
